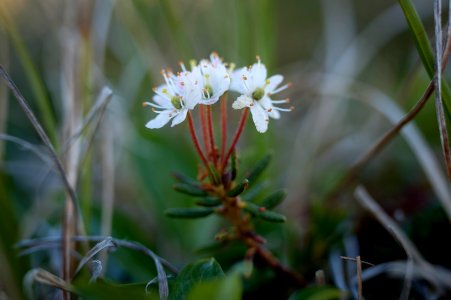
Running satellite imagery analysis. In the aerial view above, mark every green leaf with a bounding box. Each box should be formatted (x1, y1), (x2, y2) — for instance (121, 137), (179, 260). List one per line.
(195, 197), (222, 207)
(399, 0), (451, 116)
(288, 286), (346, 300)
(165, 207), (214, 219)
(208, 163), (222, 185)
(258, 190), (286, 209)
(227, 179), (249, 197)
(245, 154), (272, 183)
(170, 258), (225, 300)
(244, 203), (286, 223)
(241, 181), (269, 202)
(173, 183), (207, 197)
(75, 279), (158, 300)
(187, 274), (242, 300)
(172, 172), (199, 186)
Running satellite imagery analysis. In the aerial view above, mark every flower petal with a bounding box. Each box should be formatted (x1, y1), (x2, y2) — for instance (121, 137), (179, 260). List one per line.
(232, 95), (253, 110)
(265, 75), (284, 94)
(259, 96), (280, 119)
(171, 109), (188, 127)
(230, 67), (249, 94)
(250, 102), (269, 133)
(145, 112), (173, 129)
(250, 62), (267, 87)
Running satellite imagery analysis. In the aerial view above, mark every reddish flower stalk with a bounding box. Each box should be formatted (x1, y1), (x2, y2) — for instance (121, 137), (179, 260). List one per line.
(220, 94), (228, 166)
(221, 108), (249, 171)
(199, 105), (211, 157)
(187, 112), (210, 171)
(206, 105), (217, 165)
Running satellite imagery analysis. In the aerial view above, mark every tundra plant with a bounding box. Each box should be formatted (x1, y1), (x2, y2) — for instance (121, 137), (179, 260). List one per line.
(143, 53), (299, 284)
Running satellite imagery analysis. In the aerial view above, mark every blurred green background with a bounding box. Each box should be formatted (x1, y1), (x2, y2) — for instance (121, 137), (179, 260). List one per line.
(1, 0), (451, 299)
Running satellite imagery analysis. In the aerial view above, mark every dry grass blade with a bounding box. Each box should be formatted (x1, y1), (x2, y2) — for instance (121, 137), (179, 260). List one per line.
(24, 268), (74, 298)
(0, 134), (51, 164)
(63, 87), (113, 151)
(356, 256), (362, 300)
(16, 235), (176, 300)
(0, 35), (8, 165)
(0, 65), (84, 233)
(73, 236), (116, 278)
(354, 186), (451, 293)
(434, 0), (451, 180)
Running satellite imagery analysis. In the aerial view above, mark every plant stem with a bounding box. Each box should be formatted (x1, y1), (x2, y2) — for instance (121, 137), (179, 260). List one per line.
(199, 105), (211, 157)
(220, 94), (228, 166)
(187, 112), (210, 173)
(221, 108), (249, 172)
(206, 105), (217, 164)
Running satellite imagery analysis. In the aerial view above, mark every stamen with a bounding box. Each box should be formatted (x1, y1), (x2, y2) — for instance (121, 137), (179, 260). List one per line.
(179, 61), (186, 72)
(272, 106), (294, 112)
(271, 98), (290, 104)
(143, 101), (166, 109)
(272, 84), (290, 95)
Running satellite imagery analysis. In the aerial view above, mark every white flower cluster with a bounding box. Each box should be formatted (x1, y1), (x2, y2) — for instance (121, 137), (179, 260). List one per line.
(143, 53), (292, 133)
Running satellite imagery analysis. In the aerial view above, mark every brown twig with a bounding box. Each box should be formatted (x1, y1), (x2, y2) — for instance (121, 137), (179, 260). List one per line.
(326, 13), (451, 201)
(326, 80), (434, 201)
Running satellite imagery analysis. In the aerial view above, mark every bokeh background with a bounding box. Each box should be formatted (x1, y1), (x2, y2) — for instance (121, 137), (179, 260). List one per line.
(1, 0), (450, 299)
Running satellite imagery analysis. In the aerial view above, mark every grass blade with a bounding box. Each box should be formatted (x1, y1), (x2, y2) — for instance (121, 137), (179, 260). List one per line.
(399, 0), (451, 117)
(0, 9), (58, 145)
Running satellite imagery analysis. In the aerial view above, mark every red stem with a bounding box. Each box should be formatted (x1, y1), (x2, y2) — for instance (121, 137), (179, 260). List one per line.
(187, 112), (210, 170)
(206, 105), (216, 164)
(221, 108), (249, 171)
(199, 105), (211, 157)
(220, 94), (228, 166)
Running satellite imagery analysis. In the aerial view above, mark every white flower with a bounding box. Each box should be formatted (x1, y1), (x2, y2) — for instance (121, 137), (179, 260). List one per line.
(187, 52), (231, 105)
(230, 57), (292, 133)
(144, 70), (200, 129)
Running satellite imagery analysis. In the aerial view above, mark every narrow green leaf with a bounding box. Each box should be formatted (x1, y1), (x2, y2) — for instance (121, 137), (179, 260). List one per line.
(173, 183), (207, 197)
(259, 210), (286, 223)
(227, 179), (249, 197)
(165, 207), (214, 219)
(75, 279), (158, 300)
(187, 274), (242, 300)
(170, 258), (224, 300)
(195, 197), (222, 207)
(258, 190), (287, 209)
(172, 172), (199, 186)
(0, 10), (58, 146)
(399, 0), (451, 117)
(245, 154), (272, 183)
(288, 286), (346, 300)
(208, 163), (222, 185)
(240, 181), (269, 202)
(244, 203), (286, 223)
